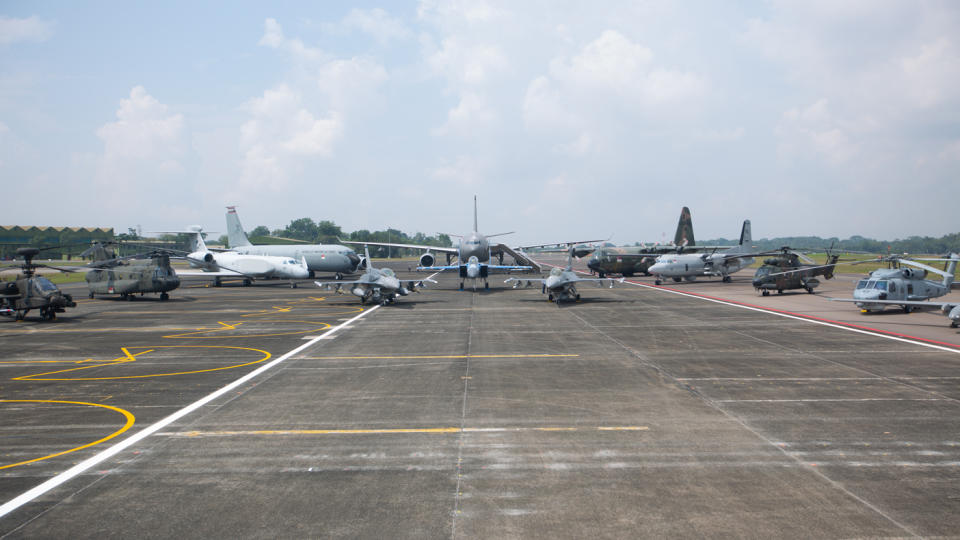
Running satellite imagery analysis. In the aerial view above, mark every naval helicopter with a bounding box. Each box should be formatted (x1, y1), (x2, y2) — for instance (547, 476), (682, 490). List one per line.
(82, 242), (181, 300)
(829, 253), (959, 313)
(0, 247), (78, 321)
(752, 248), (842, 295)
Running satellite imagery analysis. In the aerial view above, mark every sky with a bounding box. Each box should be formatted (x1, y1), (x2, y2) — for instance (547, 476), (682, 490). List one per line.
(1, 1), (958, 245)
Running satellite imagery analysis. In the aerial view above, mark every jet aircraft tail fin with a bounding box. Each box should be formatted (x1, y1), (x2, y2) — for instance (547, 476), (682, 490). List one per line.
(187, 226), (207, 252)
(673, 207), (695, 247)
(473, 195), (478, 233)
(225, 206), (253, 247)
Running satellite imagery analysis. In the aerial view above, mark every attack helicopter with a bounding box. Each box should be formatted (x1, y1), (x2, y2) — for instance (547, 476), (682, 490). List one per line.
(82, 242), (181, 300)
(829, 253), (959, 313)
(752, 248), (841, 295)
(0, 247), (77, 321)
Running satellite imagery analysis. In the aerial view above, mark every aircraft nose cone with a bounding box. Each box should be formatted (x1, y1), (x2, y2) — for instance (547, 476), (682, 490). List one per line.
(587, 258), (599, 271)
(467, 264), (480, 278)
(545, 276), (561, 289)
(384, 277), (400, 290)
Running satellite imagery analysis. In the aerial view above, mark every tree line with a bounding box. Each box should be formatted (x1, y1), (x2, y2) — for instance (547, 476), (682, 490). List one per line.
(688, 232), (960, 254)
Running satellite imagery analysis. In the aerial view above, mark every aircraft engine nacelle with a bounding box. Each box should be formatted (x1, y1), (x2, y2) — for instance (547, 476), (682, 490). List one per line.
(357, 257), (367, 270)
(398, 287), (410, 296)
(351, 287), (366, 298)
(419, 253), (435, 267)
(202, 253), (214, 263)
(901, 268), (926, 279)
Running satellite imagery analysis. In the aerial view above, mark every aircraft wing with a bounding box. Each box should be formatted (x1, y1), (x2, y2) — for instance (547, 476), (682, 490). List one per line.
(514, 238), (608, 251)
(339, 239), (458, 254)
(493, 244), (542, 272)
(314, 279), (367, 288)
(175, 269), (248, 277)
(828, 298), (957, 307)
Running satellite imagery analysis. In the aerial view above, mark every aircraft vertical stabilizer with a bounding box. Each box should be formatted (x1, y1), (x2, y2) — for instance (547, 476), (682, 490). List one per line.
(226, 206), (253, 247)
(739, 220), (752, 247)
(674, 207), (695, 247)
(473, 195), (478, 233)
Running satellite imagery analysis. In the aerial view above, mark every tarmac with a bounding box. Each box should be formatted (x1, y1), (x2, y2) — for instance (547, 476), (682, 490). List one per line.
(1, 256), (959, 538)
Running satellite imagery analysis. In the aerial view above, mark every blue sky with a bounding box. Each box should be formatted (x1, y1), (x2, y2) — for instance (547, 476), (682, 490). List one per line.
(2, 1), (958, 244)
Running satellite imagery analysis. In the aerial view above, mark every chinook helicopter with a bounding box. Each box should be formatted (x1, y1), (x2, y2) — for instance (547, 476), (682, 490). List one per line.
(830, 253), (959, 313)
(752, 248), (841, 295)
(82, 242), (181, 300)
(0, 247), (77, 321)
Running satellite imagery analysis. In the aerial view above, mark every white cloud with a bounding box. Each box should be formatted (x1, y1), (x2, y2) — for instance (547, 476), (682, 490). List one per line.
(342, 8), (411, 43)
(315, 56), (389, 110)
(95, 87), (187, 196)
(433, 92), (496, 136)
(239, 85), (342, 189)
(0, 16), (54, 45)
(258, 18), (326, 62)
(430, 155), (486, 186)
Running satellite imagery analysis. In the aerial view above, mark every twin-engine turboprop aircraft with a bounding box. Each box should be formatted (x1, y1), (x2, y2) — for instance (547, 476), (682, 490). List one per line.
(648, 220), (758, 285)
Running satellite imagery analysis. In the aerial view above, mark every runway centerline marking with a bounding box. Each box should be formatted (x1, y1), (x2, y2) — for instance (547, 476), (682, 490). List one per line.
(0, 304), (381, 520)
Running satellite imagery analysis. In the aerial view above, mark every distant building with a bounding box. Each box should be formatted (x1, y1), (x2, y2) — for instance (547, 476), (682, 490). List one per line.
(0, 225), (114, 259)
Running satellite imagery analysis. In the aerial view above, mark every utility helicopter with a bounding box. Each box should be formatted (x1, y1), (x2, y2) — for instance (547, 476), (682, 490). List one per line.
(752, 247), (841, 295)
(505, 247), (622, 305)
(314, 245), (435, 305)
(0, 247), (78, 321)
(82, 242), (181, 300)
(829, 253), (959, 313)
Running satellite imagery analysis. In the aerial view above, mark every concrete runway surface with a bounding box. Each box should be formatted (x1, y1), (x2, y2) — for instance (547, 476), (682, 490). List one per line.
(1, 256), (958, 538)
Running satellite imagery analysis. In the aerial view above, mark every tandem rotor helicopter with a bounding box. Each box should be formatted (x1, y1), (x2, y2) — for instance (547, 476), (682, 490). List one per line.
(0, 247), (78, 321)
(82, 242), (181, 300)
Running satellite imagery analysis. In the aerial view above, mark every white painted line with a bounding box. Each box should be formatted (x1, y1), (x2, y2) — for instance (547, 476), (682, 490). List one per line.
(0, 304), (381, 519)
(618, 280), (960, 355)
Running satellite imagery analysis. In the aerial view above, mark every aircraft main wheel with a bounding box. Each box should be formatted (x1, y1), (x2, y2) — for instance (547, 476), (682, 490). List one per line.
(336, 273), (343, 280)
(903, 305), (912, 314)
(290, 282), (297, 288)
(762, 290), (769, 296)
(484, 281), (489, 290)
(806, 287), (814, 294)
(951, 321), (958, 328)
(160, 292), (169, 301)
(214, 278), (222, 287)
(548, 293), (554, 301)
(777, 289), (783, 294)
(655, 279), (662, 285)
(459, 282), (464, 291)
(623, 272), (633, 277)
(723, 276), (732, 283)
(243, 279), (252, 286)
(88, 292), (95, 299)
(598, 272), (605, 278)
(575, 294), (581, 301)
(673, 277), (682, 283)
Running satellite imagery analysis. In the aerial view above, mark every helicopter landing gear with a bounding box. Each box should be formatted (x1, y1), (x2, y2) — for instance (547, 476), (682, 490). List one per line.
(951, 320), (958, 328)
(290, 282), (298, 288)
(777, 289), (783, 294)
(214, 277), (222, 287)
(121, 293), (135, 301)
(548, 293), (554, 301)
(15, 310), (25, 321)
(335, 273), (343, 280)
(722, 275), (732, 283)
(806, 287), (814, 294)
(89, 292), (95, 299)
(39, 307), (55, 321)
(243, 279), (252, 286)
(903, 305), (913, 314)
(654, 279), (662, 285)
(160, 292), (170, 301)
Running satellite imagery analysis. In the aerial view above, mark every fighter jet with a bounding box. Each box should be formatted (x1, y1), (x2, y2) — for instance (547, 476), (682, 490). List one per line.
(315, 246), (434, 305)
(344, 196), (600, 290)
(225, 207), (361, 279)
(505, 247), (622, 305)
(648, 220), (758, 285)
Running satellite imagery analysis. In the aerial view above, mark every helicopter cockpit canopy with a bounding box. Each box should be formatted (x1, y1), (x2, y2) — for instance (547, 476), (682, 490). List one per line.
(856, 279), (888, 291)
(33, 277), (58, 294)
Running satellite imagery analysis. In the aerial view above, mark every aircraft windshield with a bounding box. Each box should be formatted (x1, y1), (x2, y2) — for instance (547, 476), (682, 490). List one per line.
(550, 267), (563, 276)
(381, 268), (395, 277)
(856, 280), (868, 289)
(874, 280), (888, 291)
(755, 267), (772, 276)
(34, 277), (58, 293)
(154, 267), (169, 278)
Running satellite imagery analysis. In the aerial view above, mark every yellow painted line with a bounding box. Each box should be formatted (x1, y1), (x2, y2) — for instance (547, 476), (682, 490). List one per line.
(304, 354), (580, 360)
(0, 400), (135, 470)
(171, 426), (648, 437)
(13, 345), (271, 381)
(163, 320), (331, 339)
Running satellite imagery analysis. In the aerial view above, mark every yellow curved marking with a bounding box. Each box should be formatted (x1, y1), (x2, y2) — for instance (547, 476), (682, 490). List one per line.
(163, 320), (331, 339)
(0, 400), (135, 470)
(14, 345), (271, 381)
